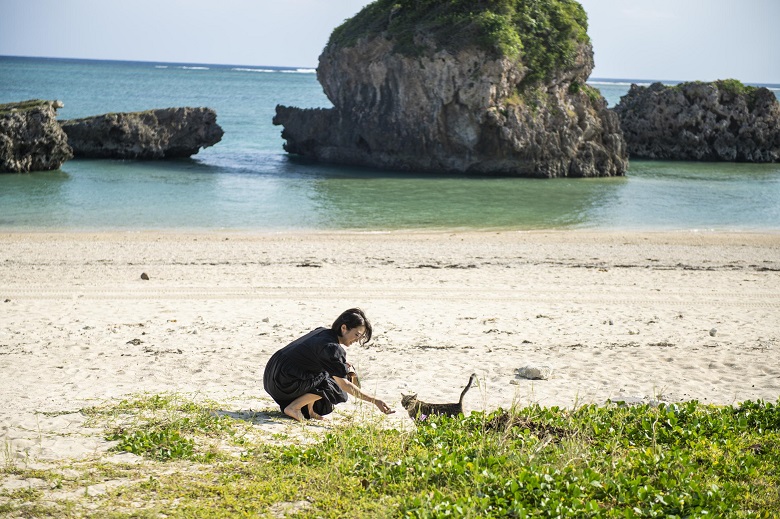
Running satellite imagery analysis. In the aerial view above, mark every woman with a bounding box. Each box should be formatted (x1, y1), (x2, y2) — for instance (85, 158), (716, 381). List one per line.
(263, 308), (394, 422)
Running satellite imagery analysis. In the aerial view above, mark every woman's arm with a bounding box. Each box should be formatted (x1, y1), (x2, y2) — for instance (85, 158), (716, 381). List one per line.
(333, 376), (394, 415)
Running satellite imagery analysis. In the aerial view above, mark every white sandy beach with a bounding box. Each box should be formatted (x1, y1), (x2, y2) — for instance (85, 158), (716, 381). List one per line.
(1, 230), (779, 466)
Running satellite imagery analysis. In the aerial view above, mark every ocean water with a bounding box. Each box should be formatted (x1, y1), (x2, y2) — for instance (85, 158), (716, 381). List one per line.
(1, 55), (779, 232)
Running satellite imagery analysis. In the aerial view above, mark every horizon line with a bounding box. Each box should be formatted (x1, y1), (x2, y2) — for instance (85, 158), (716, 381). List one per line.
(1, 54), (778, 87)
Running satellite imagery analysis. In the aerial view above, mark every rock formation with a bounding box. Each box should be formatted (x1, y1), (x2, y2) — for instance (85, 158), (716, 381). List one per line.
(613, 80), (780, 162)
(61, 107), (224, 159)
(0, 100), (73, 173)
(273, 0), (627, 177)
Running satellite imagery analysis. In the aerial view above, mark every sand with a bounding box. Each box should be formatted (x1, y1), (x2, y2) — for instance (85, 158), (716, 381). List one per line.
(1, 230), (779, 465)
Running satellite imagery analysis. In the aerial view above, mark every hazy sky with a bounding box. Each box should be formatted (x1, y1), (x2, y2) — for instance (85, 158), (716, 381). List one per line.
(1, 0), (778, 83)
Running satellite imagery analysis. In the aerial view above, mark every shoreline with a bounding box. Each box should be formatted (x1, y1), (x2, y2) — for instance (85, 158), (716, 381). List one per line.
(1, 229), (779, 463)
(2, 225), (780, 235)
(0, 228), (780, 244)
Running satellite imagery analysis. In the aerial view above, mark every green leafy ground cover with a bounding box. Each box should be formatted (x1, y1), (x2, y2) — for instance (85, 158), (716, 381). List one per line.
(2, 394), (778, 517)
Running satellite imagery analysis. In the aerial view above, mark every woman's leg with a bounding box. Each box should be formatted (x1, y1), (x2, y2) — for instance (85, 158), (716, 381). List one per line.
(284, 393), (321, 422)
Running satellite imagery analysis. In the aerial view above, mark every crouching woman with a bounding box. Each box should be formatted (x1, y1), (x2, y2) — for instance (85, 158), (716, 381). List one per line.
(263, 308), (394, 422)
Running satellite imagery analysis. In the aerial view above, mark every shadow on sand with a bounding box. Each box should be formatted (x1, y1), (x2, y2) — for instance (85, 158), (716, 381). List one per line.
(216, 409), (289, 425)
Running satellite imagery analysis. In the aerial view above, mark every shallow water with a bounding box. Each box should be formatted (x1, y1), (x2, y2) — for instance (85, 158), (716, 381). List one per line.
(1, 56), (779, 232)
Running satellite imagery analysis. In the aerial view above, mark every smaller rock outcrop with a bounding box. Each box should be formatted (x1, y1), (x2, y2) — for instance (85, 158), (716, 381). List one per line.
(61, 107), (224, 159)
(613, 80), (780, 162)
(0, 99), (73, 173)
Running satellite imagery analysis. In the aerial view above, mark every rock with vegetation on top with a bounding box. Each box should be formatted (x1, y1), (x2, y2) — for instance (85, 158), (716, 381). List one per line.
(0, 99), (73, 173)
(61, 107), (224, 159)
(273, 0), (627, 177)
(613, 80), (780, 162)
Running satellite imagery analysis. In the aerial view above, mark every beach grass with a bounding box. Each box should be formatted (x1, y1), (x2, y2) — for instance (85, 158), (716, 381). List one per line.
(2, 394), (779, 517)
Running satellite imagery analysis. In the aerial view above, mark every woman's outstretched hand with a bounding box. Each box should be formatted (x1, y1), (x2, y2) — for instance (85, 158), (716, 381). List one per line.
(374, 399), (395, 415)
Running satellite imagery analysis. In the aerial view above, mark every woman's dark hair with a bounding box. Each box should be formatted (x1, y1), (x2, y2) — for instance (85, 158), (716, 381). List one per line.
(332, 308), (372, 344)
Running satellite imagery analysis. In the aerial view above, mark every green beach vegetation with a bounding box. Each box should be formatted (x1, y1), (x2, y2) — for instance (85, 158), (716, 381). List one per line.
(2, 393), (779, 517)
(328, 0), (590, 85)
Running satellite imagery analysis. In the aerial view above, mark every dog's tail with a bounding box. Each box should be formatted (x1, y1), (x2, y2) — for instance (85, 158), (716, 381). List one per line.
(459, 373), (477, 405)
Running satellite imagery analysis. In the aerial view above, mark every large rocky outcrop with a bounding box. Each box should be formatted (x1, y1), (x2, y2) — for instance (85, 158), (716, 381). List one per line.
(61, 107), (224, 159)
(273, 0), (627, 178)
(0, 100), (73, 173)
(613, 80), (780, 162)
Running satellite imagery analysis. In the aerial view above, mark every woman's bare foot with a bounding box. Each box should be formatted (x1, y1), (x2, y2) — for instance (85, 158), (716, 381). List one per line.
(307, 405), (325, 420)
(284, 406), (305, 422)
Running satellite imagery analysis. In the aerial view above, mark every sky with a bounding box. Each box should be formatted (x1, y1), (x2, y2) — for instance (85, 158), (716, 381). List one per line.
(1, 0), (778, 84)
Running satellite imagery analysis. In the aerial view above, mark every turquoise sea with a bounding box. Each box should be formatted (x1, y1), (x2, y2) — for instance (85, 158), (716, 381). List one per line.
(1, 55), (779, 232)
